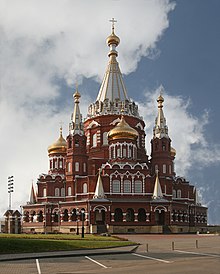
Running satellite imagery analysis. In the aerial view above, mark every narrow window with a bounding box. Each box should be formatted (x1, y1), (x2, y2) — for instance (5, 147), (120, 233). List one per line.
(124, 180), (131, 193)
(75, 162), (79, 172)
(92, 133), (97, 147)
(67, 187), (71, 196)
(163, 164), (166, 174)
(112, 180), (120, 193)
(177, 189), (181, 198)
(43, 188), (47, 197)
(134, 181), (142, 193)
(55, 188), (59, 197)
(83, 163), (86, 173)
(103, 132), (108, 146)
(83, 183), (88, 193)
(61, 188), (65, 197)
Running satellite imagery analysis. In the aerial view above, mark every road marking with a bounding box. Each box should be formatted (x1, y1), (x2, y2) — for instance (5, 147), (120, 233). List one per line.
(132, 253), (173, 264)
(36, 259), (42, 274)
(175, 250), (220, 258)
(85, 256), (109, 269)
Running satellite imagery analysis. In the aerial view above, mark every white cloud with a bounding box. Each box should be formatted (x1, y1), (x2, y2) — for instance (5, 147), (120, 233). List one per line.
(0, 0), (176, 216)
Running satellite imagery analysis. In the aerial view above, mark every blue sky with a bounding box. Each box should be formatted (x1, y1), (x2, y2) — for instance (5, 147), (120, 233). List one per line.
(0, 0), (219, 224)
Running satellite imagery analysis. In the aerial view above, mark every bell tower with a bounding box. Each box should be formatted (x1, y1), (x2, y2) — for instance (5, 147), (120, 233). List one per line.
(151, 91), (175, 177)
(66, 88), (88, 181)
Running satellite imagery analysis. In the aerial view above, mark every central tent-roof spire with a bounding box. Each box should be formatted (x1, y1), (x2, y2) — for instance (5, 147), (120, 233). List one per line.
(96, 18), (129, 103)
(87, 19), (140, 118)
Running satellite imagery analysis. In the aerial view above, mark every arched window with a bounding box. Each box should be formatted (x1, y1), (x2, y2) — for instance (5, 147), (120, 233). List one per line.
(123, 147), (127, 157)
(71, 209), (77, 221)
(55, 188), (60, 197)
(63, 209), (68, 222)
(162, 143), (166, 151)
(53, 211), (58, 222)
(38, 211), (43, 222)
(163, 164), (166, 173)
(67, 186), (71, 196)
(67, 162), (71, 172)
(75, 162), (79, 172)
(124, 180), (131, 193)
(117, 147), (120, 157)
(126, 208), (134, 222)
(177, 189), (181, 198)
(103, 132), (108, 146)
(83, 183), (87, 193)
(134, 180), (142, 193)
(172, 189), (176, 198)
(61, 188), (65, 197)
(92, 133), (97, 147)
(59, 160), (63, 168)
(138, 208), (146, 222)
(112, 180), (120, 193)
(75, 139), (79, 147)
(169, 165), (172, 174)
(43, 188), (47, 197)
(114, 208), (123, 222)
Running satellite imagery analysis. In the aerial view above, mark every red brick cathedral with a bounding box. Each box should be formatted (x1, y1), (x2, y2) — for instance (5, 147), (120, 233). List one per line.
(22, 23), (207, 234)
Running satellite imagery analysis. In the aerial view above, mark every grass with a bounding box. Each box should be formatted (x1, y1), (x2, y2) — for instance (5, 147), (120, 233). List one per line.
(0, 234), (135, 254)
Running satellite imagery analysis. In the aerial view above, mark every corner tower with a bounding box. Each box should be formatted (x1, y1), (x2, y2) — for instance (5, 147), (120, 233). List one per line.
(151, 91), (175, 177)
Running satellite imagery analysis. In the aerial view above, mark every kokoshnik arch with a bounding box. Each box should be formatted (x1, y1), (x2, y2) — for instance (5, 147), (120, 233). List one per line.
(21, 20), (207, 234)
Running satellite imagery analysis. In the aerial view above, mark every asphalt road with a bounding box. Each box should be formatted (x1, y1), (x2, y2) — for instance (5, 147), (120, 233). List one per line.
(0, 234), (219, 274)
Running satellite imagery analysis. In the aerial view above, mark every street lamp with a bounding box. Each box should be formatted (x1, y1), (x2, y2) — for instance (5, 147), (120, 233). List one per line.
(8, 176), (14, 210)
(76, 209), (80, 235)
(81, 209), (85, 238)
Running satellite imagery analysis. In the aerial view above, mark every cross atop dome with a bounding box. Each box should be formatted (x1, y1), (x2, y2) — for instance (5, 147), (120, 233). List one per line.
(109, 18), (117, 33)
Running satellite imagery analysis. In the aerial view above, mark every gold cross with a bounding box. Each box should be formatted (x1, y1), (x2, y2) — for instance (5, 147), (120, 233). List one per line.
(109, 18), (117, 32)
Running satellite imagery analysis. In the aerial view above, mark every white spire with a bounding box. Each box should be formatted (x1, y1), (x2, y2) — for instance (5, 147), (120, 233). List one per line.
(152, 170), (163, 200)
(93, 170), (106, 199)
(30, 182), (37, 204)
(69, 87), (84, 135)
(153, 86), (169, 139)
(87, 20), (140, 119)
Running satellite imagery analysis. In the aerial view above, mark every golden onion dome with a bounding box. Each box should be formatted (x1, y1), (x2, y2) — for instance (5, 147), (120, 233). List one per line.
(108, 116), (138, 140)
(106, 31), (120, 47)
(170, 147), (176, 157)
(48, 127), (67, 155)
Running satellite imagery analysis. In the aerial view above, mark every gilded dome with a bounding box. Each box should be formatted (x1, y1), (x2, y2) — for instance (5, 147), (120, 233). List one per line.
(48, 127), (67, 155)
(170, 147), (176, 157)
(108, 116), (138, 140)
(106, 32), (120, 47)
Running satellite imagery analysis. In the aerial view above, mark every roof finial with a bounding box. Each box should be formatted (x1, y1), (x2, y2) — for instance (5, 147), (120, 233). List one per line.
(109, 17), (117, 34)
(59, 122), (63, 136)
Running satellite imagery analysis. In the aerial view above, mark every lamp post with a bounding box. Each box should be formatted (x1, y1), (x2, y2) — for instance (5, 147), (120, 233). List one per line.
(8, 176), (14, 210)
(76, 209), (80, 235)
(81, 209), (85, 238)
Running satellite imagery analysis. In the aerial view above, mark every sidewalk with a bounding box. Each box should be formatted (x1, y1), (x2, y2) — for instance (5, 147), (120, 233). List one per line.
(0, 245), (139, 262)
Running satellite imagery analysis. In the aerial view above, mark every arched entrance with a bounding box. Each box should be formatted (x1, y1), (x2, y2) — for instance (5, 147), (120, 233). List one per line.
(94, 206), (107, 234)
(155, 209), (165, 225)
(95, 209), (105, 224)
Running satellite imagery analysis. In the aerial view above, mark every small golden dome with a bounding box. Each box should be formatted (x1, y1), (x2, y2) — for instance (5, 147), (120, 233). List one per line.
(108, 116), (138, 140)
(48, 127), (67, 155)
(170, 147), (176, 157)
(106, 31), (120, 47)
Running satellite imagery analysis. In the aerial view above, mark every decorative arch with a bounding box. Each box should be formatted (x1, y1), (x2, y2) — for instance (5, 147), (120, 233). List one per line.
(93, 205), (108, 212)
(154, 206), (167, 213)
(87, 120), (100, 129)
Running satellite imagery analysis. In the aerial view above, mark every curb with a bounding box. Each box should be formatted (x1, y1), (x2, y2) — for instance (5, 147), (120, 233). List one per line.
(0, 245), (139, 262)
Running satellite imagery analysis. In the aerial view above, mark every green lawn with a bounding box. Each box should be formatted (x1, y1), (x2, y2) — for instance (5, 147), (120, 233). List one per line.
(0, 234), (135, 254)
